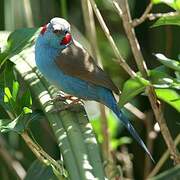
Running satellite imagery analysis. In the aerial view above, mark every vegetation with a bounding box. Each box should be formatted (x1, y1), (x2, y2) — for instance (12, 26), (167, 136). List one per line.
(0, 0), (179, 179)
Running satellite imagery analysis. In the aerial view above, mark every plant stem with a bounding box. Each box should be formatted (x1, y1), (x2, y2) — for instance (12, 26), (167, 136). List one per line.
(113, 0), (180, 164)
(89, 0), (136, 77)
(148, 134), (180, 178)
(132, 2), (153, 27)
(21, 131), (66, 177)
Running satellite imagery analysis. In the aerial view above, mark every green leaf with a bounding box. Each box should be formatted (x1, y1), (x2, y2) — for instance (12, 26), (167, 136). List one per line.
(12, 81), (19, 101)
(149, 164), (180, 180)
(0, 109), (43, 134)
(152, 0), (180, 10)
(152, 15), (180, 27)
(155, 88), (180, 112)
(154, 53), (180, 71)
(119, 77), (147, 107)
(111, 137), (132, 149)
(119, 67), (180, 111)
(0, 28), (39, 67)
(25, 160), (59, 180)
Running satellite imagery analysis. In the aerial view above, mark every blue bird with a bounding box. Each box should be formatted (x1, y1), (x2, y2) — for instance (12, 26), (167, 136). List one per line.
(35, 17), (153, 161)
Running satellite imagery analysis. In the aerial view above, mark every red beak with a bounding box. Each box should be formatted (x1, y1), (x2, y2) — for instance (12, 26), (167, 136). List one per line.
(60, 33), (72, 45)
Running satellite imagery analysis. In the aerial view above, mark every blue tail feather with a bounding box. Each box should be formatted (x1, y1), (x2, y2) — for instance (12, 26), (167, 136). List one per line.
(103, 93), (154, 162)
(113, 106), (155, 162)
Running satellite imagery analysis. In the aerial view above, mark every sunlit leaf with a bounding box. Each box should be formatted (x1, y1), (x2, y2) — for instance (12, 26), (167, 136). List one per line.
(0, 108), (43, 134)
(0, 28), (39, 67)
(152, 15), (180, 27)
(12, 81), (19, 101)
(111, 137), (132, 149)
(149, 164), (180, 180)
(152, 0), (180, 10)
(155, 88), (180, 112)
(119, 77), (147, 107)
(154, 53), (180, 71)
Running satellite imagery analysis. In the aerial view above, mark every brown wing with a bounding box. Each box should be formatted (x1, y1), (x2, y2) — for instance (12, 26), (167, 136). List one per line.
(55, 41), (119, 94)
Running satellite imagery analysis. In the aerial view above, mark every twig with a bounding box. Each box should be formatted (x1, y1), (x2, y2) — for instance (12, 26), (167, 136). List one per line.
(113, 0), (180, 164)
(81, 0), (102, 67)
(22, 0), (34, 27)
(144, 111), (156, 179)
(81, 1), (118, 178)
(89, 0), (136, 77)
(148, 11), (180, 21)
(124, 103), (146, 120)
(132, 2), (153, 27)
(148, 134), (180, 178)
(21, 131), (65, 176)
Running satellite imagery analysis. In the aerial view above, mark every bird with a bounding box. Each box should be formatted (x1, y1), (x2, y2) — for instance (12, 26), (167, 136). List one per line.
(35, 17), (154, 161)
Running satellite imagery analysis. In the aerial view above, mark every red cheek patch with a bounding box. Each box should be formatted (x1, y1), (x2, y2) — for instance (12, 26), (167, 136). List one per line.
(40, 24), (47, 35)
(60, 33), (72, 45)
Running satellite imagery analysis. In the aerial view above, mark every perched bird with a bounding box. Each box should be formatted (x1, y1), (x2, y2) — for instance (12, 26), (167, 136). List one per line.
(35, 17), (153, 161)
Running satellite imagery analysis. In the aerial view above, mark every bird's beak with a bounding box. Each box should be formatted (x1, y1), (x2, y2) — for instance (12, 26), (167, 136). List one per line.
(60, 32), (72, 45)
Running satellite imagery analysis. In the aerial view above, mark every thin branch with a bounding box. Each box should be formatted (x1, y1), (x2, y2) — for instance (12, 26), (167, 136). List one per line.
(148, 134), (180, 178)
(124, 103), (146, 120)
(113, 0), (180, 164)
(132, 2), (153, 27)
(148, 11), (180, 21)
(144, 111), (156, 179)
(82, 1), (118, 178)
(21, 131), (66, 176)
(89, 0), (136, 78)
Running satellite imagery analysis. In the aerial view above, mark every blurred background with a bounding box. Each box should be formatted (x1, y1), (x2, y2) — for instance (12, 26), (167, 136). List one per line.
(0, 0), (179, 179)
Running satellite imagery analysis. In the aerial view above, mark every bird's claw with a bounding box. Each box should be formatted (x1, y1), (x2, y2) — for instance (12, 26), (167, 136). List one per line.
(51, 98), (83, 113)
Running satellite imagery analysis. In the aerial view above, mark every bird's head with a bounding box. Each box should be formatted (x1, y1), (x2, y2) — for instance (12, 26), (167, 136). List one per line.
(37, 17), (72, 50)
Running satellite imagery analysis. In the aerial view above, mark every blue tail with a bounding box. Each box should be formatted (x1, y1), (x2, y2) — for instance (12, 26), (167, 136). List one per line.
(113, 105), (154, 162)
(103, 92), (154, 162)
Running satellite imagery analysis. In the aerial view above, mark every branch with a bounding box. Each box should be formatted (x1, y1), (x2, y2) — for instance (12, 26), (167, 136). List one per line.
(148, 11), (180, 21)
(148, 134), (180, 178)
(21, 131), (66, 177)
(113, 0), (180, 164)
(89, 0), (136, 77)
(132, 2), (153, 27)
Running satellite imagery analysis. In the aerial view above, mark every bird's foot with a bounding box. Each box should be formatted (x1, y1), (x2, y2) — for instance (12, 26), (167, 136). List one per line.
(52, 92), (83, 103)
(51, 98), (83, 113)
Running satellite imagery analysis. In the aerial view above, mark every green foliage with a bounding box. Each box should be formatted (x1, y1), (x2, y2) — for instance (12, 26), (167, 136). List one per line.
(152, 0), (180, 10)
(119, 52), (180, 111)
(0, 28), (39, 67)
(152, 15), (180, 27)
(25, 160), (59, 180)
(0, 0), (180, 179)
(149, 165), (180, 180)
(154, 54), (180, 72)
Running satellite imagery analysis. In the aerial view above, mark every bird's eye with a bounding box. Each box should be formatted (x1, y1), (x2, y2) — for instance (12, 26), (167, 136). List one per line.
(53, 29), (61, 34)
(64, 30), (68, 34)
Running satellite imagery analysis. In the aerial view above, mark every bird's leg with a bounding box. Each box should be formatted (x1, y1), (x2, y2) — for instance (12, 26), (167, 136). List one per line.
(56, 96), (83, 112)
(51, 98), (83, 113)
(50, 91), (84, 112)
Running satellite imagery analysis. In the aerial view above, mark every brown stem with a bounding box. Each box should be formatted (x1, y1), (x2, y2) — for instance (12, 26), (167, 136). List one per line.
(148, 11), (180, 21)
(114, 0), (180, 164)
(148, 134), (180, 178)
(21, 131), (65, 175)
(132, 2), (153, 27)
(89, 0), (136, 77)
(144, 111), (156, 179)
